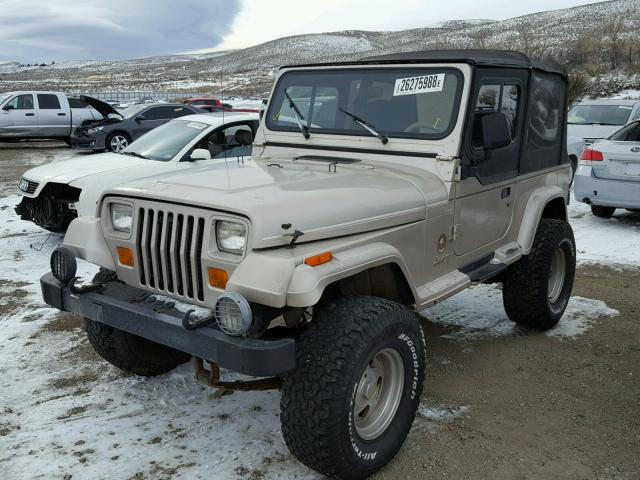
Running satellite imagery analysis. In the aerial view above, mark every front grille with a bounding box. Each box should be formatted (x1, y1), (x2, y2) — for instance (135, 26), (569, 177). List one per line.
(18, 177), (39, 195)
(136, 206), (206, 301)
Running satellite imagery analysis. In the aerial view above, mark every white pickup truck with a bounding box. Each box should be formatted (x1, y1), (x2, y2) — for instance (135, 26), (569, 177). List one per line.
(0, 91), (108, 142)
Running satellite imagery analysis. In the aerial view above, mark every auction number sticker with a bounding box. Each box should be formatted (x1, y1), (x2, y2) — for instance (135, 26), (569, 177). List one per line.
(394, 73), (445, 96)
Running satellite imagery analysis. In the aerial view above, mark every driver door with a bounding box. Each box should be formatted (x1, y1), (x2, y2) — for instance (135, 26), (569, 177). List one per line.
(453, 69), (528, 256)
(2, 94), (38, 136)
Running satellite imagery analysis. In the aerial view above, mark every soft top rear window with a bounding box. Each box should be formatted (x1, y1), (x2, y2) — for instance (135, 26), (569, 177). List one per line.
(266, 68), (463, 141)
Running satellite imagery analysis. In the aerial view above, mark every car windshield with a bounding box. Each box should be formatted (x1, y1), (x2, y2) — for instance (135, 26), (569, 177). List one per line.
(0, 93), (11, 105)
(568, 104), (633, 126)
(121, 119), (210, 161)
(113, 104), (147, 119)
(266, 68), (463, 140)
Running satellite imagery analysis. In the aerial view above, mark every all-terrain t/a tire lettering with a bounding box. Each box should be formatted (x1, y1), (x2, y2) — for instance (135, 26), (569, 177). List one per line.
(280, 296), (426, 479)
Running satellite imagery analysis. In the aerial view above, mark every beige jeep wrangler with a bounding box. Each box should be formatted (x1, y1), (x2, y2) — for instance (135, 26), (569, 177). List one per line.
(42, 50), (575, 479)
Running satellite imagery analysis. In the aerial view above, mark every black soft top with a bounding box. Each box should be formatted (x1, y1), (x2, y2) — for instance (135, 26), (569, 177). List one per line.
(282, 49), (566, 77)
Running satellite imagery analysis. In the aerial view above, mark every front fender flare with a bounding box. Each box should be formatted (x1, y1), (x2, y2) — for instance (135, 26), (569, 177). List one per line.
(286, 242), (416, 308)
(63, 217), (115, 270)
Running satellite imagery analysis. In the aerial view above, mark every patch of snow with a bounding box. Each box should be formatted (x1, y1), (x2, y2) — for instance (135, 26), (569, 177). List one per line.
(569, 202), (640, 268)
(424, 283), (619, 341)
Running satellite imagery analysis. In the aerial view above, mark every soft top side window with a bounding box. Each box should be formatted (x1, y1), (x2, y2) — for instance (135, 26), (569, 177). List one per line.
(472, 84), (520, 149)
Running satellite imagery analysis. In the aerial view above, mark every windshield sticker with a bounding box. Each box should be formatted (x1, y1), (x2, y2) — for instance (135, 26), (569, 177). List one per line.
(393, 74), (445, 96)
(186, 122), (207, 129)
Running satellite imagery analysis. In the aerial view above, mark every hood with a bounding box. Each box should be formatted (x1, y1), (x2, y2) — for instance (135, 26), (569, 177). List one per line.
(23, 152), (149, 185)
(81, 95), (121, 117)
(111, 159), (447, 248)
(567, 124), (621, 142)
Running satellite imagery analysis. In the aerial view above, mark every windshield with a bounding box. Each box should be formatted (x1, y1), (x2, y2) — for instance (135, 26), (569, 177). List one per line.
(568, 104), (633, 126)
(114, 104), (147, 119)
(0, 93), (10, 105)
(266, 68), (463, 140)
(122, 119), (210, 161)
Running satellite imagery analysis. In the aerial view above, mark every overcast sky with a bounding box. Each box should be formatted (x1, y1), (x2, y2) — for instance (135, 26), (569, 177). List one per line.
(0, 0), (606, 62)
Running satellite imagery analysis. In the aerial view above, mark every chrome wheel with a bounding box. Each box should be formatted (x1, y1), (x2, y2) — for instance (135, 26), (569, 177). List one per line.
(548, 247), (566, 303)
(353, 348), (404, 441)
(110, 135), (129, 152)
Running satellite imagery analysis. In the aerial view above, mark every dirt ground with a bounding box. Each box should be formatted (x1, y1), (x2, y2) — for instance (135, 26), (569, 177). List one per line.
(1, 141), (639, 480)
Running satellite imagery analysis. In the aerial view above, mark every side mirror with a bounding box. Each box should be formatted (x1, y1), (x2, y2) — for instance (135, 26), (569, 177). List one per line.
(135, 115), (145, 122)
(3, 104), (14, 111)
(190, 148), (211, 161)
(481, 112), (512, 150)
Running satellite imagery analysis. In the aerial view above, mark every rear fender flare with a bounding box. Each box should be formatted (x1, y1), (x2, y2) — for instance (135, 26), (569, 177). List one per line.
(517, 186), (567, 255)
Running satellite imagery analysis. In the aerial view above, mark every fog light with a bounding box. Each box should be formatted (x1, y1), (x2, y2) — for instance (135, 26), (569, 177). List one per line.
(50, 247), (77, 283)
(215, 292), (252, 336)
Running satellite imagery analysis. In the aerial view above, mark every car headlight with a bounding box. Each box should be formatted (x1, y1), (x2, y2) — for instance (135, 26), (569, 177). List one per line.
(216, 220), (247, 255)
(86, 126), (103, 135)
(111, 203), (133, 233)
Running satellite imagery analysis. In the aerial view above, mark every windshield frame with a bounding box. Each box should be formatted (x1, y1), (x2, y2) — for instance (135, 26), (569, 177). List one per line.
(265, 66), (465, 142)
(121, 118), (214, 162)
(567, 103), (634, 126)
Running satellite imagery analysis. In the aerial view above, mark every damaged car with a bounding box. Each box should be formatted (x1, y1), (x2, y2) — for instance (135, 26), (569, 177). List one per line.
(16, 112), (258, 231)
(71, 98), (202, 152)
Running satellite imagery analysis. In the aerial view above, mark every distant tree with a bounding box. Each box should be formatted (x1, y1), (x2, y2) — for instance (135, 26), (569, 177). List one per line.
(469, 29), (492, 49)
(602, 15), (626, 70)
(567, 71), (590, 108)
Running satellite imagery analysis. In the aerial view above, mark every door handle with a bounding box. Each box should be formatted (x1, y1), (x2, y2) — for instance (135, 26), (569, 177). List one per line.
(25, 113), (35, 116)
(631, 146), (640, 153)
(57, 112), (66, 116)
(501, 187), (511, 199)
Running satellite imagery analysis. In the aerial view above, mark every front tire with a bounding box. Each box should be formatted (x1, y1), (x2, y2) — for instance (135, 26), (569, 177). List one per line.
(106, 132), (131, 153)
(503, 219), (576, 330)
(281, 296), (426, 479)
(85, 270), (189, 376)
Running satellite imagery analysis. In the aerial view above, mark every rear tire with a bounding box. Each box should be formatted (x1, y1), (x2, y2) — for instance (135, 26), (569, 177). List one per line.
(281, 296), (426, 479)
(502, 219), (576, 330)
(85, 269), (189, 376)
(590, 205), (615, 218)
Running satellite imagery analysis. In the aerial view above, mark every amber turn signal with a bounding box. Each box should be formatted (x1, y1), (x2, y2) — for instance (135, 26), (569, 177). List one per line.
(208, 267), (229, 289)
(304, 251), (333, 267)
(117, 247), (135, 267)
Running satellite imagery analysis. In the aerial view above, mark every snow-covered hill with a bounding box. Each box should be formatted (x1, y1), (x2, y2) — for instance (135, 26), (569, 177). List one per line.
(0, 0), (638, 95)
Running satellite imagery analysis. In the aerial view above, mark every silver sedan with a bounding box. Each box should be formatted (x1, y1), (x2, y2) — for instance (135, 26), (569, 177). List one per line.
(574, 120), (640, 217)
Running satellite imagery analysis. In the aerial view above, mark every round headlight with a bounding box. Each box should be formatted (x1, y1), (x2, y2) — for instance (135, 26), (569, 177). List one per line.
(111, 203), (133, 233)
(50, 247), (77, 283)
(216, 220), (247, 255)
(215, 292), (252, 336)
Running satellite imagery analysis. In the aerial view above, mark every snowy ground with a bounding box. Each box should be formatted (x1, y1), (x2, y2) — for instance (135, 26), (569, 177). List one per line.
(0, 147), (636, 479)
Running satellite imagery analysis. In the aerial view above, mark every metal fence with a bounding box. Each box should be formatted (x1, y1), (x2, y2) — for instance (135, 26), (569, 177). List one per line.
(76, 91), (203, 102)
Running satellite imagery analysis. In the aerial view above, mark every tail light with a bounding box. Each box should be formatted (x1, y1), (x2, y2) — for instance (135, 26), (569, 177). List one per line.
(580, 148), (604, 165)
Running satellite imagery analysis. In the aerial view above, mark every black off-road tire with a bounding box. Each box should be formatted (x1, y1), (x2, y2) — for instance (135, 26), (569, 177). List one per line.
(590, 205), (616, 218)
(85, 269), (190, 376)
(281, 296), (426, 479)
(503, 219), (576, 330)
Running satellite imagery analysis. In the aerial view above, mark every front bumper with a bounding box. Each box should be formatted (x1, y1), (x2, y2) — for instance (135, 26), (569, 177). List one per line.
(70, 130), (106, 150)
(574, 167), (640, 209)
(40, 273), (296, 376)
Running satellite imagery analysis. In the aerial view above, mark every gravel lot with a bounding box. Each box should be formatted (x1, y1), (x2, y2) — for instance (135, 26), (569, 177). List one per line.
(0, 141), (638, 480)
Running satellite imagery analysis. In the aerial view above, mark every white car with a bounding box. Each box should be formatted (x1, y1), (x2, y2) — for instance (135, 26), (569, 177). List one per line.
(15, 112), (258, 231)
(567, 135), (585, 176)
(568, 99), (640, 147)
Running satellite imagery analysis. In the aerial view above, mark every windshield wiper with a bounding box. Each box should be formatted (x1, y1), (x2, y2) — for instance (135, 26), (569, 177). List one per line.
(339, 107), (388, 145)
(283, 89), (310, 139)
(121, 151), (148, 159)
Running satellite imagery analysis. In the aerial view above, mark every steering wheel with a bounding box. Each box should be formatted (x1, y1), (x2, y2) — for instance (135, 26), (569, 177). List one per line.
(404, 122), (439, 133)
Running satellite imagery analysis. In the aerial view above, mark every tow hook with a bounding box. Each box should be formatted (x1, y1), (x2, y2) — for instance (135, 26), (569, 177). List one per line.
(193, 358), (282, 391)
